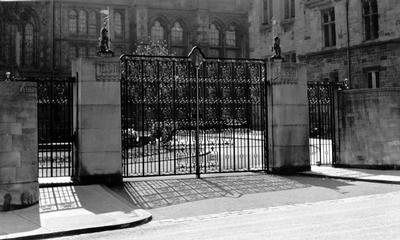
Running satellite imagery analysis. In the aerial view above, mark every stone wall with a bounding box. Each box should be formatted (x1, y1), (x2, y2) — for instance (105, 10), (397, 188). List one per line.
(338, 88), (400, 168)
(0, 82), (38, 211)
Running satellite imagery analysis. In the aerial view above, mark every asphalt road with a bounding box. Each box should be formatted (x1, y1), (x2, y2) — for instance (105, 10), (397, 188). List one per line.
(53, 177), (400, 240)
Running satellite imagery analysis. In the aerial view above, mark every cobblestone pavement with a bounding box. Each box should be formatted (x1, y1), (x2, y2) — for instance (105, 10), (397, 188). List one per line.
(120, 173), (308, 209)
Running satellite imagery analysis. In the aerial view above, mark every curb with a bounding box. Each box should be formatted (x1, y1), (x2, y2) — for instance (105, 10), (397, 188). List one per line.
(297, 172), (400, 185)
(3, 213), (152, 240)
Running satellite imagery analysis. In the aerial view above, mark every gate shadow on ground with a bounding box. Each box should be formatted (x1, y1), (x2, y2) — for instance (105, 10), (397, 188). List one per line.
(39, 186), (82, 214)
(115, 173), (310, 209)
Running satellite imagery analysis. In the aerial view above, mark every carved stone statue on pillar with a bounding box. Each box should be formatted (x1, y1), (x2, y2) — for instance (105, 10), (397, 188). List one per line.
(270, 36), (283, 61)
(97, 19), (114, 57)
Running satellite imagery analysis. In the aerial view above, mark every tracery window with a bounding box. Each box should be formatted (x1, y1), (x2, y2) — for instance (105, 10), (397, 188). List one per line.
(171, 22), (183, 44)
(151, 21), (164, 42)
(69, 10), (77, 33)
(78, 10), (87, 34)
(114, 12), (122, 36)
(209, 24), (220, 46)
(225, 26), (236, 47)
(24, 23), (34, 66)
(88, 11), (97, 35)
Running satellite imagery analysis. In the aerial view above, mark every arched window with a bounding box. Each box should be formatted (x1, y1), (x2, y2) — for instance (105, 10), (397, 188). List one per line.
(209, 24), (220, 46)
(78, 10), (87, 34)
(114, 12), (122, 36)
(171, 22), (183, 44)
(226, 26), (236, 47)
(24, 23), (34, 66)
(151, 21), (164, 42)
(88, 11), (97, 35)
(68, 10), (77, 33)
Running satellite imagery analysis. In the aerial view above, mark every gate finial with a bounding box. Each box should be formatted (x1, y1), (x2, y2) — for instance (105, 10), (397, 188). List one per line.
(188, 46), (206, 68)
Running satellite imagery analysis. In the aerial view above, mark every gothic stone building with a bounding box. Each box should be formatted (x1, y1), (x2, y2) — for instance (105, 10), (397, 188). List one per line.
(249, 0), (400, 89)
(0, 0), (250, 77)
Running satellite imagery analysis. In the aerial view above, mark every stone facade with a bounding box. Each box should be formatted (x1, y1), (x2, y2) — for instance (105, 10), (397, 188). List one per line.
(249, 0), (400, 89)
(0, 82), (38, 211)
(338, 88), (400, 168)
(0, 0), (250, 78)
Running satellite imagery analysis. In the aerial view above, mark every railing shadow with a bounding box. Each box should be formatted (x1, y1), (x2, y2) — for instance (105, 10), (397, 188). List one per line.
(117, 173), (309, 209)
(39, 186), (82, 213)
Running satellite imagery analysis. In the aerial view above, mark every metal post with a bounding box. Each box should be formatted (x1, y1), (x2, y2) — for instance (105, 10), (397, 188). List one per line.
(195, 67), (200, 178)
(188, 46), (205, 179)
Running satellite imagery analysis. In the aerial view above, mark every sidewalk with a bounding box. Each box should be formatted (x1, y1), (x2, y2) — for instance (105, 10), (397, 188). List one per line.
(2, 167), (400, 240)
(0, 185), (152, 240)
(299, 166), (400, 184)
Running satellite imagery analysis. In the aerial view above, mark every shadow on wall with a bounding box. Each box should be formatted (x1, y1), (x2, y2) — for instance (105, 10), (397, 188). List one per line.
(114, 173), (310, 209)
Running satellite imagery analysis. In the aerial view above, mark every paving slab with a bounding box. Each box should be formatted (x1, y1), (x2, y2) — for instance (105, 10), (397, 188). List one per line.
(300, 166), (400, 184)
(0, 185), (152, 240)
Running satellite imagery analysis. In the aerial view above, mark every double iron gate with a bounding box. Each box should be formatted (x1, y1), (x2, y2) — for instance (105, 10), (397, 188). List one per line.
(121, 51), (269, 177)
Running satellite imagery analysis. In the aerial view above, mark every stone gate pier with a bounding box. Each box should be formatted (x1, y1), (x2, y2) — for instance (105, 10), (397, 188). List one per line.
(72, 57), (122, 184)
(268, 62), (310, 173)
(0, 82), (38, 211)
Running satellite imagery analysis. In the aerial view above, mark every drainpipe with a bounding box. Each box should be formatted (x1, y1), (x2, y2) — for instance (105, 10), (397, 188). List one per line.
(345, 0), (352, 88)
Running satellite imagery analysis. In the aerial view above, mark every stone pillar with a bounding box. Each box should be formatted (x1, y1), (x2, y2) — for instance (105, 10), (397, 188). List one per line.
(72, 57), (122, 185)
(0, 82), (38, 211)
(268, 62), (310, 173)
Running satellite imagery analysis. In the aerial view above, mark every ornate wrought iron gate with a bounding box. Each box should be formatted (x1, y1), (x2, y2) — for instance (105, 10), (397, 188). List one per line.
(37, 77), (75, 177)
(121, 51), (269, 177)
(307, 81), (339, 166)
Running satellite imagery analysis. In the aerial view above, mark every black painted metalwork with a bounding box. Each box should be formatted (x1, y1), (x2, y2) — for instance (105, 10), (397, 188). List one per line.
(121, 51), (269, 177)
(1, 76), (75, 177)
(307, 81), (338, 166)
(37, 77), (74, 177)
